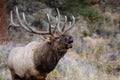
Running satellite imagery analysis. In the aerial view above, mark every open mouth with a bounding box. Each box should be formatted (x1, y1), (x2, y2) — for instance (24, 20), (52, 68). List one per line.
(68, 40), (73, 44)
(67, 39), (73, 48)
(65, 38), (73, 49)
(67, 43), (73, 48)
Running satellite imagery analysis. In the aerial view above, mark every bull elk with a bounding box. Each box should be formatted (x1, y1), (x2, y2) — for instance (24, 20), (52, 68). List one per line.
(7, 7), (75, 80)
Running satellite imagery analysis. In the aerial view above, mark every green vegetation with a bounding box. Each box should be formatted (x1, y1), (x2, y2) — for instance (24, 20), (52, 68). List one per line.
(0, 75), (7, 80)
(40, 0), (103, 32)
(50, 69), (60, 77)
(0, 76), (2, 80)
(39, 0), (96, 12)
(0, 52), (5, 57)
(79, 8), (102, 24)
(79, 7), (103, 33)
(47, 69), (61, 80)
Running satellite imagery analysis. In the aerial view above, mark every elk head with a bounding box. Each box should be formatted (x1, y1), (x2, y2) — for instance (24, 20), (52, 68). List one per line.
(8, 7), (75, 52)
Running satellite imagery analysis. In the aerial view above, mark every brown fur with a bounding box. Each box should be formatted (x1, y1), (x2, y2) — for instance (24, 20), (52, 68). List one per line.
(8, 7), (75, 80)
(8, 33), (73, 80)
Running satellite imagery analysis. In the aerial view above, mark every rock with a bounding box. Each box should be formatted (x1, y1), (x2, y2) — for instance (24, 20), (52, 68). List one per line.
(41, 8), (52, 14)
(80, 26), (91, 37)
(40, 20), (49, 30)
(56, 55), (98, 80)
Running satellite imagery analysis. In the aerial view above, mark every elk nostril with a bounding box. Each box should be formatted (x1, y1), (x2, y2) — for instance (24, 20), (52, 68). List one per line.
(69, 36), (73, 40)
(69, 36), (73, 43)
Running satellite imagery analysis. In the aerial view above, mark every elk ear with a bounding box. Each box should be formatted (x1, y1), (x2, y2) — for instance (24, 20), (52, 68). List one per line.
(42, 35), (53, 42)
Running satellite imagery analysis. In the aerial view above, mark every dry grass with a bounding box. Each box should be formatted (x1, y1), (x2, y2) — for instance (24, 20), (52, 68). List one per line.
(3, 1), (120, 79)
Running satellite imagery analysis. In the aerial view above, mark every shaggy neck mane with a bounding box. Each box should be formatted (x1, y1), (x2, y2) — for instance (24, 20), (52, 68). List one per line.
(33, 42), (67, 74)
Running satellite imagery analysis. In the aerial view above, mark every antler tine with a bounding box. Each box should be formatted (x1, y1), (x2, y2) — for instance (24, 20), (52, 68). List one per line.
(63, 15), (75, 33)
(15, 7), (32, 32)
(22, 12), (33, 31)
(56, 8), (61, 32)
(15, 7), (52, 35)
(61, 16), (67, 32)
(8, 11), (20, 29)
(9, 7), (75, 35)
(46, 14), (52, 34)
(22, 12), (49, 34)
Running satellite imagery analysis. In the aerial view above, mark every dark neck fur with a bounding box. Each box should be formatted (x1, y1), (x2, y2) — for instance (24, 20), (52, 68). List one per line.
(33, 42), (67, 74)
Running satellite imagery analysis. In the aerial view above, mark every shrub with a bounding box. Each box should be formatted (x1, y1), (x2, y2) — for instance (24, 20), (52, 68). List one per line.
(0, 76), (2, 80)
(39, 0), (92, 13)
(79, 8), (102, 24)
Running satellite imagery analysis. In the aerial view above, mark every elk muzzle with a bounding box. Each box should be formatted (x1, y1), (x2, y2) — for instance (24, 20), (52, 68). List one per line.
(67, 36), (73, 48)
(68, 36), (73, 43)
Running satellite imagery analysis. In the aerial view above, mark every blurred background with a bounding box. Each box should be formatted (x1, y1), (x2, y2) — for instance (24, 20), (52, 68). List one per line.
(0, 0), (120, 80)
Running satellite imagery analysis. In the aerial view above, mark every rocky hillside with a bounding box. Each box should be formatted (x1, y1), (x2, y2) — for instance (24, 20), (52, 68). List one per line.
(0, 0), (120, 80)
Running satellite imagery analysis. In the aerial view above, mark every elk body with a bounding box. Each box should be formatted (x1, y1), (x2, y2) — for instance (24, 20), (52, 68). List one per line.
(7, 7), (75, 80)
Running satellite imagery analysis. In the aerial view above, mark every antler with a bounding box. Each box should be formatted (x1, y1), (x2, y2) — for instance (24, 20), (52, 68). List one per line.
(53, 9), (75, 34)
(8, 7), (75, 35)
(63, 15), (75, 33)
(8, 11), (19, 30)
(9, 7), (52, 35)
